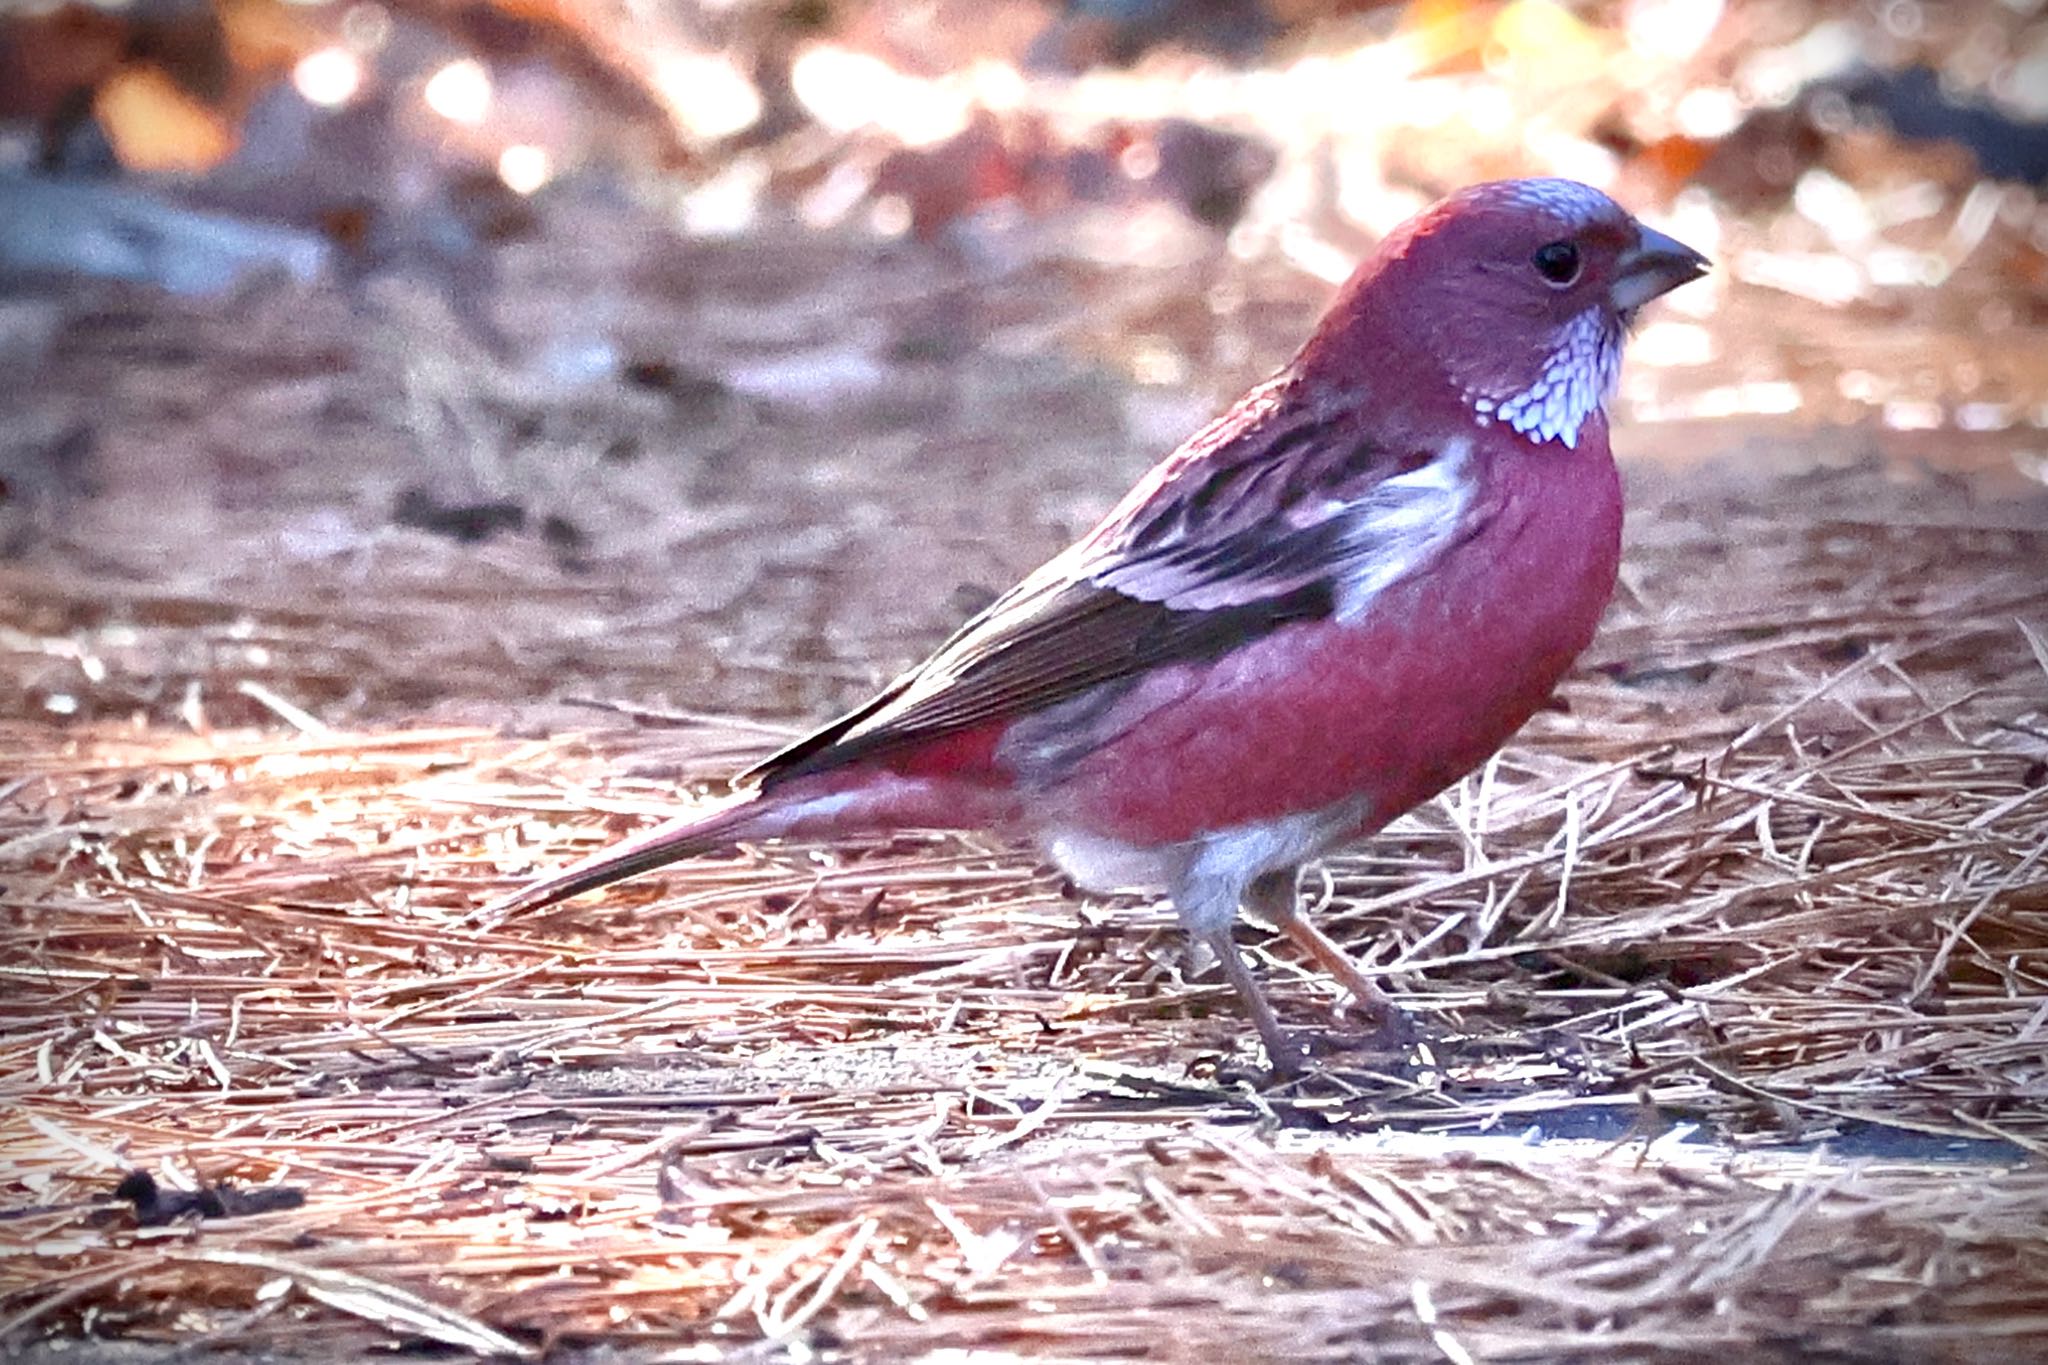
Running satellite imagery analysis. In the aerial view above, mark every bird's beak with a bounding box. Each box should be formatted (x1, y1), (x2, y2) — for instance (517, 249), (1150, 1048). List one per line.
(1610, 224), (1710, 314)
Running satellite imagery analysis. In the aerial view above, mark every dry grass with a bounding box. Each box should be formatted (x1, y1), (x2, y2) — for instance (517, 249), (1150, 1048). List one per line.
(4, 450), (2047, 1362)
(4, 201), (2047, 1361)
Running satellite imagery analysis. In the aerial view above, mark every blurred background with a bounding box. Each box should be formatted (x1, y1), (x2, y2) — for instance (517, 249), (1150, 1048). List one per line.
(3, 0), (2046, 728)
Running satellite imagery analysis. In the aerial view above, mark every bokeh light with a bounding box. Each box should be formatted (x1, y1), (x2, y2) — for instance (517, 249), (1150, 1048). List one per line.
(651, 51), (762, 142)
(423, 58), (492, 127)
(497, 143), (552, 195)
(292, 48), (363, 109)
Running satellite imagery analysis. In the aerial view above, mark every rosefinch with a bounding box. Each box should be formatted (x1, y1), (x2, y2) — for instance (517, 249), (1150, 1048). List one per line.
(497, 179), (1708, 1073)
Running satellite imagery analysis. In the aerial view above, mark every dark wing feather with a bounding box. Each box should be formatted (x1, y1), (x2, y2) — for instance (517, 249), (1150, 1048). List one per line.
(747, 377), (1464, 789)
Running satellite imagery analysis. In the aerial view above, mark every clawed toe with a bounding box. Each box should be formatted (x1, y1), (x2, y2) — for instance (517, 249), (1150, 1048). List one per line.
(1335, 995), (1420, 1052)
(1261, 1037), (1306, 1082)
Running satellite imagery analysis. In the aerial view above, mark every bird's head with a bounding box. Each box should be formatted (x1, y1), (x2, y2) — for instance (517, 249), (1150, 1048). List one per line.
(1300, 178), (1709, 450)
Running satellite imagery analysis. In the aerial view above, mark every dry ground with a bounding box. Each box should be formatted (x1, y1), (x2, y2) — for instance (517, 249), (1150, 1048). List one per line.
(5, 219), (2048, 1362)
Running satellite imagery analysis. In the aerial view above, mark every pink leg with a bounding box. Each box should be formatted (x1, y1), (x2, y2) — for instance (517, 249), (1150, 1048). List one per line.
(1247, 871), (1405, 1036)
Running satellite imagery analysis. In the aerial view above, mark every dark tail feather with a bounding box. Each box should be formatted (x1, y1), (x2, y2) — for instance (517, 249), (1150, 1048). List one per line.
(483, 789), (777, 922)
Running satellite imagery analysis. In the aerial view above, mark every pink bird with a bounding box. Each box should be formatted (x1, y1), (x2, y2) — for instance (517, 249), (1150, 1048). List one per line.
(497, 179), (1708, 1073)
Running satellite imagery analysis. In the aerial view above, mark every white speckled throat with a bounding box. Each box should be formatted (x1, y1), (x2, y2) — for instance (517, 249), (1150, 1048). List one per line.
(1464, 308), (1624, 450)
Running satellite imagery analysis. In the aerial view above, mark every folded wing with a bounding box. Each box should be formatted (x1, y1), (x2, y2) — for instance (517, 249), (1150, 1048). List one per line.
(747, 376), (1481, 788)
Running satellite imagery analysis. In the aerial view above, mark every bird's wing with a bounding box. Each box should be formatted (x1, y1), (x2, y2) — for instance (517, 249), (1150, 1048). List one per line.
(746, 379), (1483, 787)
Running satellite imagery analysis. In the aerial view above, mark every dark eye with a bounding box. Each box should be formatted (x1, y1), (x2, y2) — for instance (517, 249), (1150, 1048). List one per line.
(1532, 240), (1581, 285)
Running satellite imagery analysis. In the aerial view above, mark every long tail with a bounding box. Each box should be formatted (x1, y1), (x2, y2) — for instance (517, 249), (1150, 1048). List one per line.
(484, 768), (1016, 924)
(486, 787), (787, 921)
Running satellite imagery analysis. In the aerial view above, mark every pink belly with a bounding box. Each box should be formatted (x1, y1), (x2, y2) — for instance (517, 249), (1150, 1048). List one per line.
(1047, 451), (1622, 845)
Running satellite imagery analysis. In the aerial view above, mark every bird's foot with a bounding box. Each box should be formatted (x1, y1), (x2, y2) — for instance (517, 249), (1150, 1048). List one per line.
(1198, 928), (1305, 1079)
(1261, 1030), (1307, 1082)
(1331, 993), (1420, 1055)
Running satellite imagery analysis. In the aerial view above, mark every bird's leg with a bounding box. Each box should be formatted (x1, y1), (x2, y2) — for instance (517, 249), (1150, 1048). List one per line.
(1198, 926), (1304, 1078)
(1246, 869), (1405, 1040)
(1172, 874), (1302, 1076)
